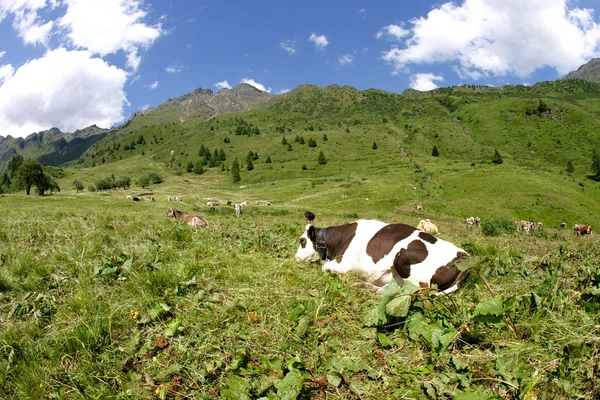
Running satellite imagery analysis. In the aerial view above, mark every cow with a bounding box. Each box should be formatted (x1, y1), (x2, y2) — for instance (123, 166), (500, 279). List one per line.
(573, 224), (586, 232)
(417, 205), (424, 211)
(126, 195), (132, 200)
(240, 201), (248, 207)
(475, 217), (481, 228)
(577, 225), (593, 238)
(417, 219), (438, 234)
(304, 211), (315, 222)
(227, 200), (233, 206)
(132, 196), (140, 202)
(166, 208), (209, 228)
(466, 216), (475, 229)
(342, 195), (348, 199)
(235, 203), (242, 218)
(295, 219), (469, 294)
(560, 222), (567, 229)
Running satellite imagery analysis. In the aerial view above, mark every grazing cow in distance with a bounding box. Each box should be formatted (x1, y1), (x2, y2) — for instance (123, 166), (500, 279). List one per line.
(240, 201), (248, 207)
(365, 198), (370, 203)
(166, 208), (209, 227)
(304, 211), (315, 222)
(132, 196), (140, 202)
(560, 222), (567, 229)
(573, 224), (586, 232)
(235, 204), (242, 218)
(295, 217), (469, 294)
(227, 200), (233, 206)
(475, 217), (481, 227)
(577, 225), (593, 238)
(417, 205), (424, 211)
(342, 195), (348, 199)
(126, 195), (132, 200)
(417, 219), (439, 234)
(466, 216), (475, 229)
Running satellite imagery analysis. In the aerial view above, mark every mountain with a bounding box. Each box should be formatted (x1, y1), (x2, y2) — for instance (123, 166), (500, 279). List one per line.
(0, 125), (110, 171)
(130, 83), (275, 124)
(562, 58), (600, 82)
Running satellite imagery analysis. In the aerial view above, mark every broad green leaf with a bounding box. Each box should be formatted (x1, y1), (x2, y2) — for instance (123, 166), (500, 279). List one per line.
(474, 298), (505, 316)
(385, 295), (412, 317)
(276, 370), (304, 400)
(454, 392), (495, 400)
(155, 363), (181, 382)
(377, 333), (393, 348)
(327, 370), (343, 387)
(163, 318), (181, 337)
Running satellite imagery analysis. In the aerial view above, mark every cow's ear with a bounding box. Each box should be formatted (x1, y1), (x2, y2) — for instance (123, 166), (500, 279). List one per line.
(308, 225), (316, 242)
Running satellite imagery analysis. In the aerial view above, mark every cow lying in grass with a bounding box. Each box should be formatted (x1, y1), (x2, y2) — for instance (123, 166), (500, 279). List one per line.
(166, 208), (209, 228)
(295, 218), (469, 295)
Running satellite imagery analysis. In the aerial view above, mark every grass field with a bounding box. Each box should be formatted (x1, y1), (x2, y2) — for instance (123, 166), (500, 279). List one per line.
(2, 164), (600, 399)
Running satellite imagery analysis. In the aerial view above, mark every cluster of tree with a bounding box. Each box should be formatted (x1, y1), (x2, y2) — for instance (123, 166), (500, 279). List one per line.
(95, 175), (131, 191)
(136, 172), (163, 188)
(0, 156), (60, 195)
(525, 99), (551, 116)
(196, 145), (226, 169)
(234, 119), (260, 136)
(231, 158), (241, 183)
(246, 150), (259, 171)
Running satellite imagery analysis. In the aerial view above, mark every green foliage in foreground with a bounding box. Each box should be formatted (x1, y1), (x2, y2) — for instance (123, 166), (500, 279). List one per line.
(1, 195), (600, 398)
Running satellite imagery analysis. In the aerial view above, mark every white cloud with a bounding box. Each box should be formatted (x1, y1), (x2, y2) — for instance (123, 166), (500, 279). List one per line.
(338, 53), (354, 65)
(0, 51), (5, 58)
(149, 80), (158, 89)
(139, 104), (149, 111)
(165, 65), (182, 74)
(0, 48), (128, 137)
(0, 64), (14, 85)
(309, 32), (329, 50)
(381, 0), (600, 79)
(376, 24), (410, 40)
(59, 0), (163, 70)
(240, 78), (271, 93)
(214, 80), (232, 90)
(280, 40), (296, 55)
(277, 88), (291, 94)
(410, 73), (444, 91)
(0, 0), (56, 46)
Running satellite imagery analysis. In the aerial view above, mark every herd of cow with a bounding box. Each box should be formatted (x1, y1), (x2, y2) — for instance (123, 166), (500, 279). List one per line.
(157, 193), (594, 295)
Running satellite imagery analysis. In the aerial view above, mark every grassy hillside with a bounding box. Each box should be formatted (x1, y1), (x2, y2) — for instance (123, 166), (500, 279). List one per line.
(3, 79), (600, 398)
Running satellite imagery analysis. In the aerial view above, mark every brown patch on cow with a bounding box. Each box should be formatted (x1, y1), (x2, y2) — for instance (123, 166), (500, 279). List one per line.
(419, 281), (429, 288)
(300, 237), (307, 248)
(367, 224), (416, 264)
(418, 231), (437, 244)
(322, 222), (358, 262)
(430, 251), (469, 290)
(307, 225), (317, 247)
(393, 240), (429, 278)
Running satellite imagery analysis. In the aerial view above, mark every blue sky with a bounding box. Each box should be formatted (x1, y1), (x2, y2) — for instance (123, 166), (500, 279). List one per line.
(1, 0), (600, 138)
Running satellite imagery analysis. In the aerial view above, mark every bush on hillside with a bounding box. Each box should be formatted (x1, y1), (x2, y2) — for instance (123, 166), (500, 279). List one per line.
(482, 218), (517, 236)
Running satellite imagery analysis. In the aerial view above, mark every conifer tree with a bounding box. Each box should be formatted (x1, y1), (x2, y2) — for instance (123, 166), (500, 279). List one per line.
(432, 145), (439, 156)
(231, 158), (241, 183)
(318, 151), (327, 165)
(492, 149), (504, 164)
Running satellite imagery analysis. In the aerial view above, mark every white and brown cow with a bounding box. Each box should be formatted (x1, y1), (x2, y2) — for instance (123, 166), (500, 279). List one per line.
(295, 219), (469, 294)
(166, 208), (209, 228)
(417, 219), (439, 234)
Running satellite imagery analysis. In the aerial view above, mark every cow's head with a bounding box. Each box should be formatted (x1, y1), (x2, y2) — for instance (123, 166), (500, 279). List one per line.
(295, 224), (321, 262)
(166, 207), (176, 218)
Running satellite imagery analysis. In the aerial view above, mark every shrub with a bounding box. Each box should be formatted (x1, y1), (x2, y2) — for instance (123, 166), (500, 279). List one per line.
(88, 185), (96, 192)
(482, 218), (517, 236)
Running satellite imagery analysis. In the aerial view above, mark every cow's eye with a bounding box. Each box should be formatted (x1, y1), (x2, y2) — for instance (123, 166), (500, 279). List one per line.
(300, 238), (306, 248)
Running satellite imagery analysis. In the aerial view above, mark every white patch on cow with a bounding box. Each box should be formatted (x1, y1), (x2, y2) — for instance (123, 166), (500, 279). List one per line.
(295, 219), (467, 292)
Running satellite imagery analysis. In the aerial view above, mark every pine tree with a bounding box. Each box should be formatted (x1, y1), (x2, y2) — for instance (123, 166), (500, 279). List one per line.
(247, 159), (254, 171)
(323, 134), (328, 141)
(231, 158), (241, 183)
(281, 136), (287, 145)
(492, 149), (504, 164)
(194, 160), (204, 175)
(566, 160), (574, 173)
(373, 142), (378, 150)
(265, 156), (272, 163)
(432, 145), (439, 156)
(318, 151), (327, 165)
(592, 149), (600, 179)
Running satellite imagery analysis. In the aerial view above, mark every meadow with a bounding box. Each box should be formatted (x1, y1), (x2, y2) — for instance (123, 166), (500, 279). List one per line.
(1, 163), (600, 399)
(2, 80), (600, 398)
